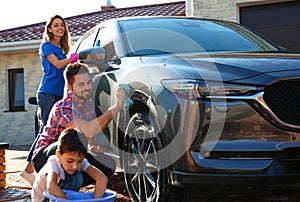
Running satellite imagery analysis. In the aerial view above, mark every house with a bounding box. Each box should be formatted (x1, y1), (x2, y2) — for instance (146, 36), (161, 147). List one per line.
(0, 0), (299, 146)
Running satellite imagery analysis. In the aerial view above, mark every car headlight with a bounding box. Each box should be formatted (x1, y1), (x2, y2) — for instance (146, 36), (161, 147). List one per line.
(161, 79), (263, 99)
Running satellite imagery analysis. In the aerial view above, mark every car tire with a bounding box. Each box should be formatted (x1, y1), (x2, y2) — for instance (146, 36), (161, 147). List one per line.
(123, 112), (187, 202)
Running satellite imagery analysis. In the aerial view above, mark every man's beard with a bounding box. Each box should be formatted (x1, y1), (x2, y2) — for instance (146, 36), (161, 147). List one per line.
(73, 90), (91, 102)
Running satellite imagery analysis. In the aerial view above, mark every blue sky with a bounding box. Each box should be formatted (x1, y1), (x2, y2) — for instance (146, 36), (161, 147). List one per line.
(1, 0), (183, 30)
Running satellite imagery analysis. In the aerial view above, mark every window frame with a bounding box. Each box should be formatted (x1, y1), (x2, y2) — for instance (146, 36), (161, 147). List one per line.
(8, 68), (25, 112)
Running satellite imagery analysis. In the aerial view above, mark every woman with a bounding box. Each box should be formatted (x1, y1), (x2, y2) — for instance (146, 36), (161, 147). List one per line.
(21, 15), (78, 184)
(38, 14), (77, 128)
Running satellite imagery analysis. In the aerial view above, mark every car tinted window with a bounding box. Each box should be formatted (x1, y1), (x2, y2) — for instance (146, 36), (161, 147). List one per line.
(119, 18), (278, 56)
(96, 27), (117, 62)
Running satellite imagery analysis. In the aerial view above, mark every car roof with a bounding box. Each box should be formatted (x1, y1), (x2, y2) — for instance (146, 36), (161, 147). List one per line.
(89, 15), (230, 27)
(113, 15), (226, 23)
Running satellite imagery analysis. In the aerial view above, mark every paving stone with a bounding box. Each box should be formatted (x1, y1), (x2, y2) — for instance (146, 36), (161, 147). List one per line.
(0, 187), (31, 201)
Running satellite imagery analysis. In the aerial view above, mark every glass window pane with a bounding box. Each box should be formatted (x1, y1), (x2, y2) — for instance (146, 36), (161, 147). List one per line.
(9, 69), (24, 111)
(13, 72), (24, 107)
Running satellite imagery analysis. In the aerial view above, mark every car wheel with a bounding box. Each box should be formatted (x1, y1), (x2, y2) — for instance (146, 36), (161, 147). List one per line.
(123, 112), (187, 202)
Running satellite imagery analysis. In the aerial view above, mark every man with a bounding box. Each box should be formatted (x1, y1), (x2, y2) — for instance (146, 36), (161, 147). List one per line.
(31, 62), (126, 186)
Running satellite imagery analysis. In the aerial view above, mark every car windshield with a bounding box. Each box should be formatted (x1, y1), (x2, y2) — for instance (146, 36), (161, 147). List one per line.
(119, 18), (279, 56)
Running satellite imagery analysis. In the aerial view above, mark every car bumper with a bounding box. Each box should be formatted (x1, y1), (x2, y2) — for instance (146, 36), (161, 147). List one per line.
(169, 168), (300, 189)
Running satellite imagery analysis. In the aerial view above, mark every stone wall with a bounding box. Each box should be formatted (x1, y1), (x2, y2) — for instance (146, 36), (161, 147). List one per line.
(191, 0), (279, 22)
(0, 50), (42, 146)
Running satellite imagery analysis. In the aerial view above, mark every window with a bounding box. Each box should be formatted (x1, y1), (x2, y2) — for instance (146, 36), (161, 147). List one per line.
(96, 27), (117, 62)
(8, 68), (24, 111)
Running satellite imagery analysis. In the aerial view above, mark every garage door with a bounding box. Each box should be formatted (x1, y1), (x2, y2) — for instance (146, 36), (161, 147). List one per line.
(240, 1), (300, 51)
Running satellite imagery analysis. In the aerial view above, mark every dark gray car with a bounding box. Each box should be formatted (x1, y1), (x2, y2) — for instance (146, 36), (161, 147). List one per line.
(70, 16), (300, 202)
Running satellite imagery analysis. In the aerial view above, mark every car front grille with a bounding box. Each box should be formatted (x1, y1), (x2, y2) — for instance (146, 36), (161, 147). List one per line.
(263, 79), (300, 126)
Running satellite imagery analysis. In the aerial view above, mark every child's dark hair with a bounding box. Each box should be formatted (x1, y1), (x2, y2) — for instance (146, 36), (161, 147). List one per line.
(58, 127), (87, 156)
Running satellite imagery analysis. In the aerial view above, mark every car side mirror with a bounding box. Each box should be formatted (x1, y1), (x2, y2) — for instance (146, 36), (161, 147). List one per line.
(28, 97), (37, 105)
(78, 47), (109, 72)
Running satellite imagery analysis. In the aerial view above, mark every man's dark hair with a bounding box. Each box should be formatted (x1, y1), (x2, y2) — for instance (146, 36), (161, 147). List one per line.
(58, 127), (87, 156)
(65, 62), (90, 85)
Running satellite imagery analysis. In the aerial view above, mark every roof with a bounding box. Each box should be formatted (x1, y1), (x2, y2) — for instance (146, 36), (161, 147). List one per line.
(0, 1), (185, 43)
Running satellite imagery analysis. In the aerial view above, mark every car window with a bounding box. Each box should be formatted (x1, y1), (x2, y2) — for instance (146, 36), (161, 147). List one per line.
(96, 27), (117, 62)
(119, 18), (279, 56)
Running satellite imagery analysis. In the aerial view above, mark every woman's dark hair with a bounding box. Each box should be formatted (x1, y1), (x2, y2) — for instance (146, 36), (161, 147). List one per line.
(42, 14), (71, 54)
(58, 127), (87, 156)
(64, 62), (90, 85)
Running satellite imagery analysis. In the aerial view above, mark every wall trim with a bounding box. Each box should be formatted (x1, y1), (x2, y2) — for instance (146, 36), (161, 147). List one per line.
(0, 36), (81, 53)
(237, 0), (295, 8)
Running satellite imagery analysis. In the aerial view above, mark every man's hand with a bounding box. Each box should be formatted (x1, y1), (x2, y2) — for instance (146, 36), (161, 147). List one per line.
(114, 86), (127, 111)
(88, 144), (104, 153)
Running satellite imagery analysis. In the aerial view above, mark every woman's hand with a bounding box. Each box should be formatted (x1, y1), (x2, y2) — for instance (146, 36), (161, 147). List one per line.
(70, 53), (78, 63)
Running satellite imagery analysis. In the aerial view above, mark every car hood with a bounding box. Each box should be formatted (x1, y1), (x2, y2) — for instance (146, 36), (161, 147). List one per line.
(140, 52), (300, 85)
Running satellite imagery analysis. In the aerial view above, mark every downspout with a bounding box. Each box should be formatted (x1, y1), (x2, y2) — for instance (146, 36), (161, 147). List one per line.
(186, 0), (193, 16)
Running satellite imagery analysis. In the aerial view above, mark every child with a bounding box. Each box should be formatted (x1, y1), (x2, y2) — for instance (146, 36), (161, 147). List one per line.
(31, 127), (108, 202)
